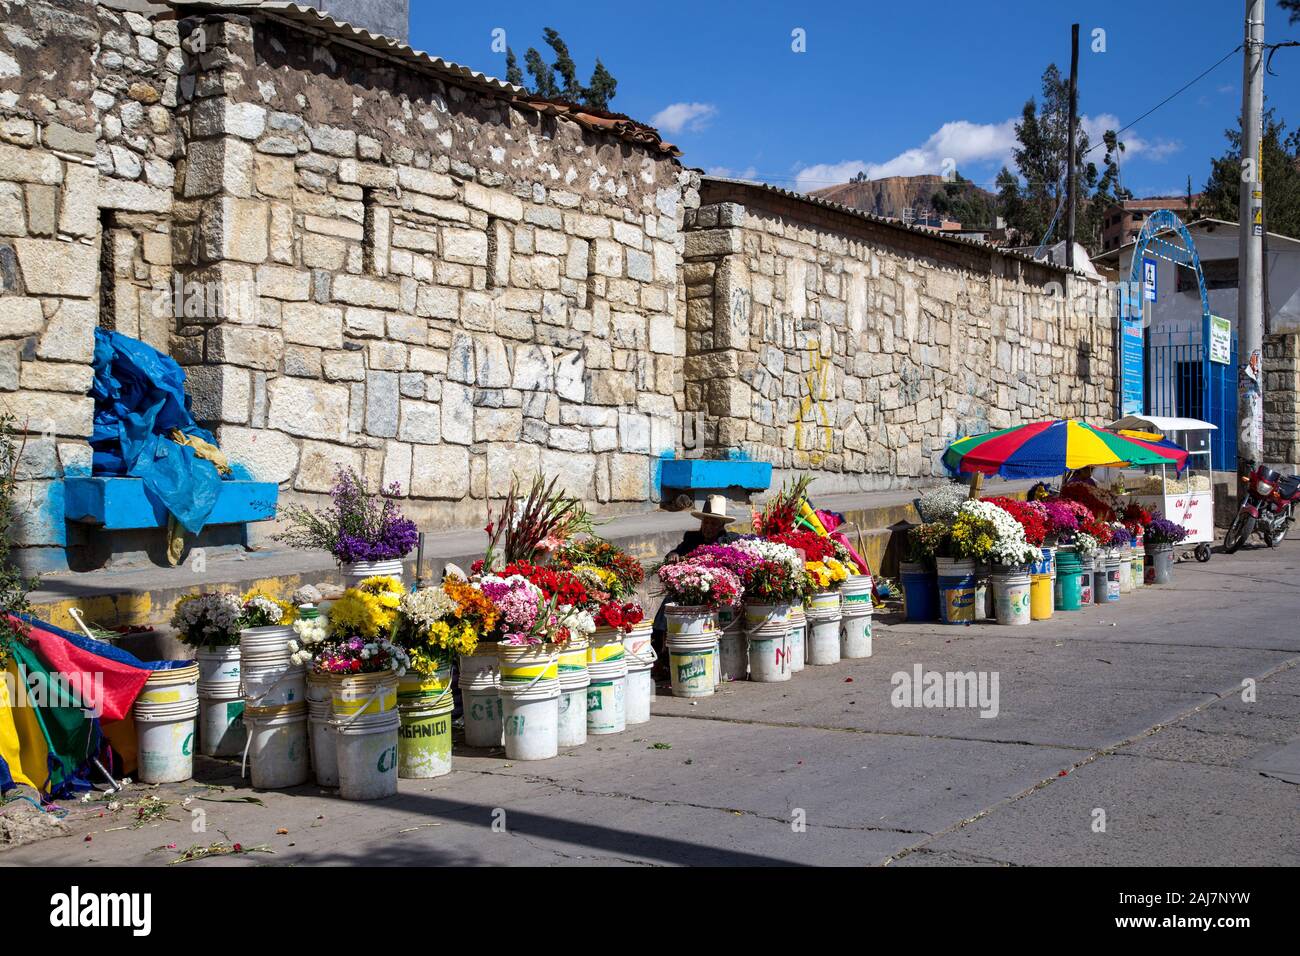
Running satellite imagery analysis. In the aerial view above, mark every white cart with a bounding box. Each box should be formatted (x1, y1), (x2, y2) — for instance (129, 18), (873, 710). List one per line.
(1105, 416), (1217, 563)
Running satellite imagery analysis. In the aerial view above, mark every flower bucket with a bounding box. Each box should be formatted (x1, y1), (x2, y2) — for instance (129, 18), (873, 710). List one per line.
(667, 633), (715, 698)
(623, 622), (654, 665)
(839, 604), (872, 659)
(1131, 553), (1145, 589)
(665, 604), (718, 639)
(558, 684), (587, 747)
(396, 660), (453, 707)
(1145, 543), (1174, 585)
(586, 626), (625, 665)
(842, 573), (873, 610)
(333, 708), (400, 800)
(788, 605), (807, 672)
(133, 697), (199, 784)
(501, 678), (560, 761)
(717, 621), (747, 682)
(244, 701), (310, 790)
(748, 629), (791, 683)
(398, 696), (453, 779)
(743, 603), (791, 633)
(497, 643), (559, 687)
(935, 557), (977, 625)
(991, 568), (1032, 625)
(586, 658), (627, 735)
(975, 562), (993, 621)
(1031, 546), (1057, 577)
(1104, 552), (1123, 603)
(308, 698), (339, 787)
(623, 626), (655, 726)
(1029, 573), (1054, 621)
(900, 561), (939, 622)
(239, 625), (295, 663)
(138, 663), (199, 707)
(458, 645), (502, 748)
(330, 671), (399, 719)
(1118, 550), (1134, 594)
(1054, 548), (1085, 611)
(807, 590), (841, 615)
(805, 609), (841, 666)
(195, 645), (241, 688)
(340, 558), (405, 588)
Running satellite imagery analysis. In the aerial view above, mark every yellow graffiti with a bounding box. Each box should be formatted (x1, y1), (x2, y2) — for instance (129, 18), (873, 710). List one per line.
(792, 340), (833, 465)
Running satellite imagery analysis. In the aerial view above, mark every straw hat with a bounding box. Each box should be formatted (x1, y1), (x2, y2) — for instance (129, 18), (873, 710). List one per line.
(690, 494), (743, 524)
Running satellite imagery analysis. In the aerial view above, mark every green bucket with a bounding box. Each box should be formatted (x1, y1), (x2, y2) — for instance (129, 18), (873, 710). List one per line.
(1054, 549), (1085, 611)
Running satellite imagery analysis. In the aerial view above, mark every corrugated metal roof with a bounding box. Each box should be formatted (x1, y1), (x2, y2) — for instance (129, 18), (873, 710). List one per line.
(701, 175), (1073, 274)
(164, 1), (680, 156)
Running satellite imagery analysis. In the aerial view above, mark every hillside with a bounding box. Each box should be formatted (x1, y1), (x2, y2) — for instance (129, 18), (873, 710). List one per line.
(809, 174), (997, 226)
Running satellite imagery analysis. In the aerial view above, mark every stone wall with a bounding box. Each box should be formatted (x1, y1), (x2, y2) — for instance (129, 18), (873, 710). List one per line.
(1265, 333), (1300, 473)
(168, 12), (690, 535)
(681, 179), (1117, 492)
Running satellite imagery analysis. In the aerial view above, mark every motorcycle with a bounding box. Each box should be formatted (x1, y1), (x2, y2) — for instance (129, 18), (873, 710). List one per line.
(1223, 463), (1300, 553)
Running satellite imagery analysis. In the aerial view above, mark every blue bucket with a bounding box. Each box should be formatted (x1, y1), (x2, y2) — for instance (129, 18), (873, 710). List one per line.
(937, 560), (978, 625)
(1032, 546), (1056, 577)
(901, 563), (939, 622)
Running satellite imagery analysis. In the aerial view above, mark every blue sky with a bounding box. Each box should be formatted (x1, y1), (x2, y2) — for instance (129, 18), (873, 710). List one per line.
(410, 0), (1300, 199)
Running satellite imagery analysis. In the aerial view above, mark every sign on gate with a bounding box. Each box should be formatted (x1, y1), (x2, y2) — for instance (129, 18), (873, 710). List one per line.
(1141, 257), (1158, 301)
(1119, 282), (1144, 416)
(1209, 315), (1231, 365)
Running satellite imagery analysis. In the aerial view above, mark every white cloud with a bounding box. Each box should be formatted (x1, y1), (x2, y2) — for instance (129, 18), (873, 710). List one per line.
(793, 118), (1017, 192)
(706, 164), (759, 181)
(650, 102), (717, 135)
(792, 112), (1181, 193)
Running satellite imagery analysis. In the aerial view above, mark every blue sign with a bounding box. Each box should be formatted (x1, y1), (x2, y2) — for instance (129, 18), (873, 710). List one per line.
(1142, 257), (1158, 302)
(1119, 283), (1144, 416)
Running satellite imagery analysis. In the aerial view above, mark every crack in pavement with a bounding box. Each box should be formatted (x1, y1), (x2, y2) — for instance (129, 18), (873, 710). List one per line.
(457, 768), (930, 837)
(881, 657), (1300, 865)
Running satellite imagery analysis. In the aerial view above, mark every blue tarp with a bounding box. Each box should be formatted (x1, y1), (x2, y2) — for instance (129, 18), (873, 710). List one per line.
(90, 328), (223, 533)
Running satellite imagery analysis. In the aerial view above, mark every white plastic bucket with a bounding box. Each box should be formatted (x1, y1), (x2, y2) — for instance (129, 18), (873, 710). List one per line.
(195, 645), (241, 685)
(717, 624), (747, 682)
(665, 604), (718, 639)
(308, 699), (339, 787)
(340, 558), (405, 588)
(842, 573), (873, 609)
(623, 621), (654, 662)
(1118, 551), (1134, 594)
(806, 611), (841, 665)
(625, 668), (653, 725)
(199, 695), (246, 758)
(667, 633), (715, 698)
(992, 569), (1032, 626)
(464, 688), (504, 748)
(242, 660), (306, 708)
(743, 603), (791, 631)
(333, 708), (400, 800)
(501, 678), (560, 761)
(807, 590), (840, 614)
(840, 608), (873, 658)
(239, 625), (294, 663)
(558, 685), (588, 747)
(134, 698), (199, 784)
(330, 671), (398, 718)
(137, 664), (199, 707)
(586, 658), (627, 735)
(586, 627), (625, 665)
(244, 702), (309, 790)
(398, 694), (453, 779)
(788, 607), (807, 673)
(747, 630), (791, 683)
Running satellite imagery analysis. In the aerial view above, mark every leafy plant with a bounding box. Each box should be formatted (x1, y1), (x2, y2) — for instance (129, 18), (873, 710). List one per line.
(482, 473), (594, 571)
(0, 414), (38, 667)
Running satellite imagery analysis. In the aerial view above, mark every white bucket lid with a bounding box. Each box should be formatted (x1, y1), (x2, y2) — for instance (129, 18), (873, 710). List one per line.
(331, 709), (401, 734)
(498, 677), (560, 702)
(133, 698), (201, 721)
(667, 634), (715, 651)
(587, 658), (628, 679)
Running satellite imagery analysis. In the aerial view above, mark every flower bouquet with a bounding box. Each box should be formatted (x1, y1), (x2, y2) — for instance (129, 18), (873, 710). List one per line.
(753, 475), (814, 536)
(906, 521), (950, 565)
(656, 561), (742, 610)
(276, 467), (417, 570)
(313, 576), (409, 676)
(552, 539), (645, 600)
(393, 577), (496, 678)
(171, 593), (243, 648)
(240, 589), (298, 630)
(481, 473), (596, 572)
(1143, 517), (1188, 548)
(915, 484), (969, 523)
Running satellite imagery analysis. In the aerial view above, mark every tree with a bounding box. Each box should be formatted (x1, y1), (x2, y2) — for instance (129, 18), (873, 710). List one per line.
(1199, 107), (1300, 238)
(1281, 0), (1300, 25)
(930, 172), (996, 228)
(504, 46), (523, 87)
(512, 28), (619, 111)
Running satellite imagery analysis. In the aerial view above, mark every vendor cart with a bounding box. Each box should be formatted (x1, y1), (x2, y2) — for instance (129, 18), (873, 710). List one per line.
(1104, 416), (1217, 563)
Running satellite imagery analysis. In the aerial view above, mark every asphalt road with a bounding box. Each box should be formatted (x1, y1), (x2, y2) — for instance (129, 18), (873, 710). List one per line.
(6, 540), (1299, 867)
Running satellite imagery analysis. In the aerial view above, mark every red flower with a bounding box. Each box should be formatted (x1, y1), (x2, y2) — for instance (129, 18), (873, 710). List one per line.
(595, 600), (644, 631)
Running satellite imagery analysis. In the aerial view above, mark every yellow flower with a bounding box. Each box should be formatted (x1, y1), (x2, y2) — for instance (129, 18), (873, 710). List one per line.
(327, 588), (396, 638)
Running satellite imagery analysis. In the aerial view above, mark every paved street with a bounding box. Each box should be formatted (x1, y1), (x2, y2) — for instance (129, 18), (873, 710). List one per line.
(5, 540), (1299, 867)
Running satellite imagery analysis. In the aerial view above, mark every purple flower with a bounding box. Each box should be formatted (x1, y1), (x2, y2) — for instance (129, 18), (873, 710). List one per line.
(1145, 517), (1189, 545)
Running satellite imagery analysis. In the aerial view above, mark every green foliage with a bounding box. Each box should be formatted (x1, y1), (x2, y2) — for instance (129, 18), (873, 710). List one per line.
(0, 414), (38, 666)
(930, 173), (996, 228)
(514, 28), (618, 111)
(1199, 107), (1300, 239)
(1282, 0), (1300, 25)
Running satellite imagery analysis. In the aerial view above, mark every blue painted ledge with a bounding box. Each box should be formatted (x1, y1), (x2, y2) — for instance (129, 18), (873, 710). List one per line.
(64, 477), (279, 531)
(658, 459), (772, 494)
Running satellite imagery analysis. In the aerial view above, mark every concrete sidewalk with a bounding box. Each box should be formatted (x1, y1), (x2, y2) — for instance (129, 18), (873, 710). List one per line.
(5, 539), (1298, 867)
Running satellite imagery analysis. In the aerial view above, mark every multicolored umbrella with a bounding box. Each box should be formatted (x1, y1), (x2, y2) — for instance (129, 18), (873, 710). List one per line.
(942, 419), (1188, 479)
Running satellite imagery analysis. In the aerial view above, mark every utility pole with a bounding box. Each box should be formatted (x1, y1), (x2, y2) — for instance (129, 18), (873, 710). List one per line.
(1065, 23), (1079, 270)
(1238, 0), (1265, 478)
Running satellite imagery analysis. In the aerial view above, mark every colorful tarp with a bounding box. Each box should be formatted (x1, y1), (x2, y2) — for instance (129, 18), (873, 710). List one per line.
(0, 616), (163, 797)
(942, 419), (1188, 479)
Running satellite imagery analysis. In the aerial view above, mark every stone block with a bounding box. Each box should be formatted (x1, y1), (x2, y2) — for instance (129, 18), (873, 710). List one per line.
(410, 443), (469, 499)
(36, 299), (96, 363)
(267, 377), (350, 441)
(14, 240), (97, 297)
(294, 439), (365, 492)
(186, 364), (251, 423)
(398, 399), (440, 444)
(282, 302), (343, 348)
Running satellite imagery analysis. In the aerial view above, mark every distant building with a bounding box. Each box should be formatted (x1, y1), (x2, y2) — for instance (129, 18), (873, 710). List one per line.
(1101, 195), (1200, 253)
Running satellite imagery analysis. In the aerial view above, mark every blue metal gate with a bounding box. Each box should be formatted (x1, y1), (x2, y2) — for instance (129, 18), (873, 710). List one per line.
(1147, 336), (1237, 471)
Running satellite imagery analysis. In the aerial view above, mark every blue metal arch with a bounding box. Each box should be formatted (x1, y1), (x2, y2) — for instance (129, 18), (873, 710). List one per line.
(1127, 209), (1211, 327)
